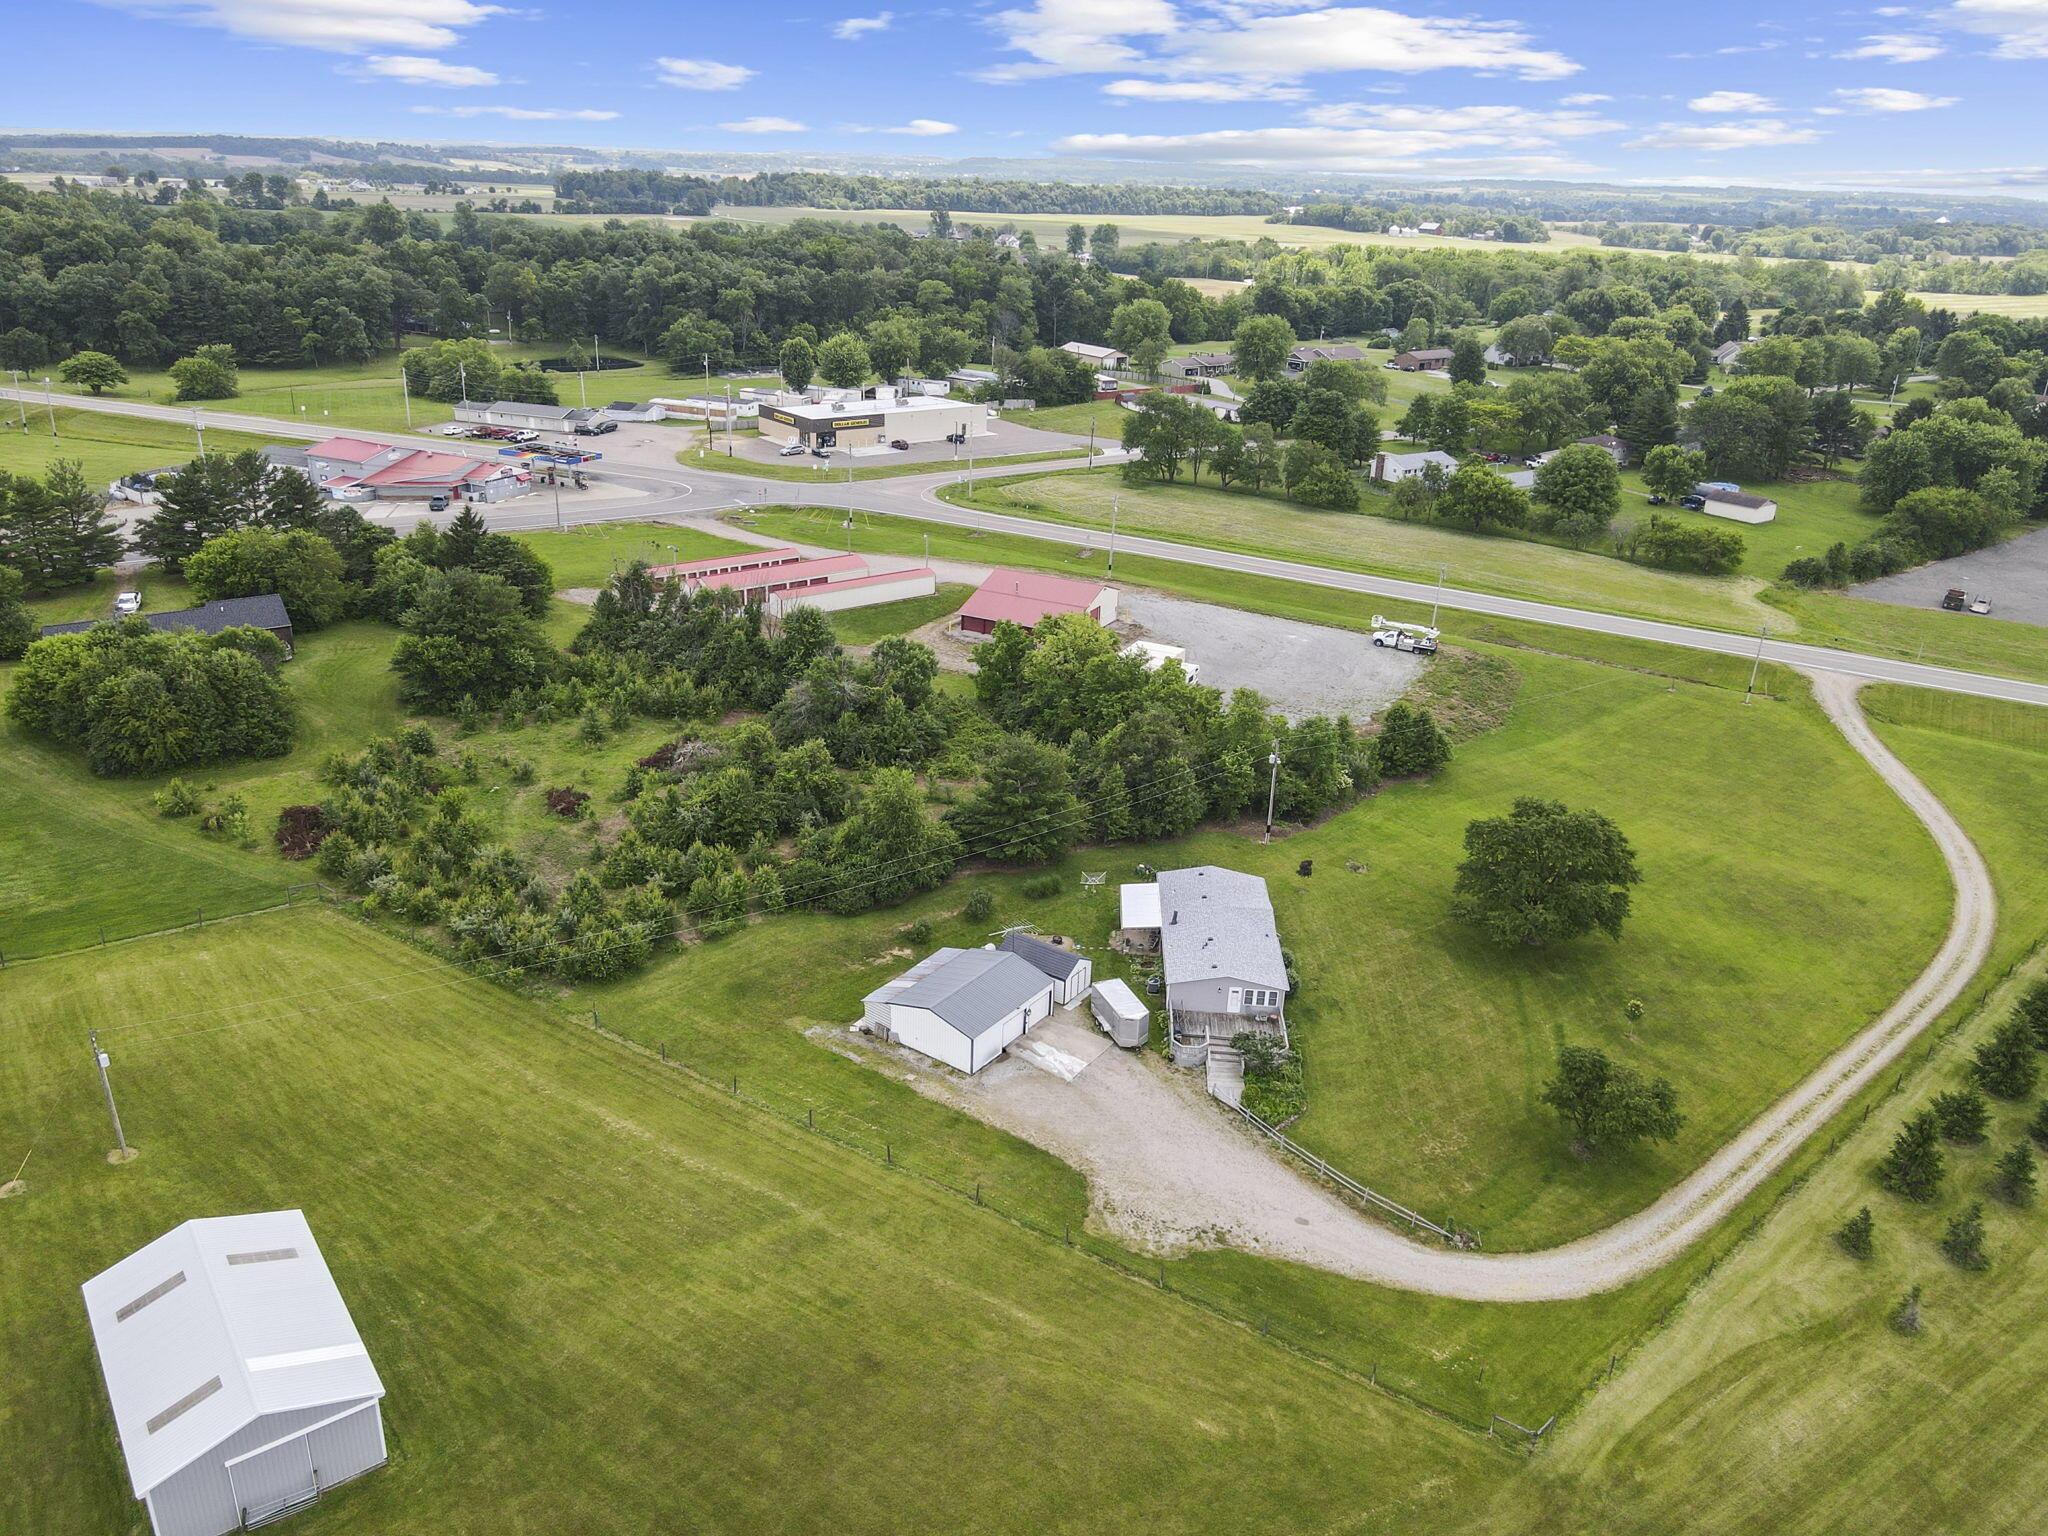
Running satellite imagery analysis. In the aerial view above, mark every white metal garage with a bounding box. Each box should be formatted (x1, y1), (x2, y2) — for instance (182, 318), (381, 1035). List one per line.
(81, 1210), (387, 1536)
(997, 930), (1094, 1006)
(861, 947), (1058, 1073)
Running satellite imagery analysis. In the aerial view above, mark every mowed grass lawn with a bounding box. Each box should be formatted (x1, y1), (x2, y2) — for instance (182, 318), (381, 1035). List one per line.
(0, 408), (287, 485)
(0, 910), (1502, 1536)
(1495, 688), (2048, 1536)
(828, 583), (974, 645)
(954, 467), (1780, 633)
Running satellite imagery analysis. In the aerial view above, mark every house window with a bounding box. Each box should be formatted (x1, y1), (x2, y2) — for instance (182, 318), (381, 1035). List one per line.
(1244, 988), (1280, 1009)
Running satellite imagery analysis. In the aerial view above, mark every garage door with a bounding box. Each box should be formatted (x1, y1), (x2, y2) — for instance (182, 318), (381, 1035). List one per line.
(227, 1434), (317, 1527)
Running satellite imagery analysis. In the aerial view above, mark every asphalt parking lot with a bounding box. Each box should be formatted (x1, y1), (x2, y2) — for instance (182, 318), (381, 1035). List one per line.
(1848, 524), (2048, 629)
(1119, 590), (1423, 719)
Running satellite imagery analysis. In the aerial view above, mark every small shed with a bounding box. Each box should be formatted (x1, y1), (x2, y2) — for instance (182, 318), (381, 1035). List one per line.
(1089, 979), (1150, 1048)
(80, 1210), (386, 1536)
(998, 930), (1094, 1005)
(1119, 882), (1162, 950)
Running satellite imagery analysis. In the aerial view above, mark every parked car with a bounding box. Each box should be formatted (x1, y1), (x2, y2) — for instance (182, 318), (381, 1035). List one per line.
(1942, 588), (1968, 611)
(427, 494), (450, 512)
(506, 430), (541, 444)
(428, 422), (467, 436)
(777, 442), (806, 457)
(1970, 595), (1993, 615)
(1646, 494), (1668, 506)
(945, 431), (966, 445)
(1679, 494), (1707, 510)
(574, 419), (618, 436)
(809, 445), (831, 458)
(1478, 450), (1508, 463)
(890, 438), (911, 451)
(113, 590), (142, 615)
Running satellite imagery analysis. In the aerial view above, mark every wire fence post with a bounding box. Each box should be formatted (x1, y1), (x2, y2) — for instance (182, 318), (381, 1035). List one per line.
(885, 1142), (893, 1167)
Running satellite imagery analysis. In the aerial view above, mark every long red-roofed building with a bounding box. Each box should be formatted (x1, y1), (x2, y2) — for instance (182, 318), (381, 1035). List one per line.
(957, 568), (1119, 635)
(296, 436), (527, 503)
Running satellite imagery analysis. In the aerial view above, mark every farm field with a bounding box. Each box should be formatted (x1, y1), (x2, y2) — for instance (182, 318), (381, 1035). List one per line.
(948, 466), (1781, 633)
(0, 407), (286, 484)
(1903, 290), (2048, 319)
(0, 909), (1505, 1535)
(1489, 688), (2048, 1536)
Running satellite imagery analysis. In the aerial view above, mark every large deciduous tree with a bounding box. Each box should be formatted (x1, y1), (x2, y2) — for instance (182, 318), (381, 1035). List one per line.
(1540, 1045), (1684, 1157)
(1451, 797), (1641, 947)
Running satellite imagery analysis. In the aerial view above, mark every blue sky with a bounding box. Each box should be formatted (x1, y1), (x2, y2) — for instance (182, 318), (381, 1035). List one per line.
(13, 1), (2048, 193)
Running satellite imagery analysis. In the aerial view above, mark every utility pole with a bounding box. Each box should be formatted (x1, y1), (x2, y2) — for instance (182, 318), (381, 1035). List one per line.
(1262, 741), (1281, 843)
(458, 360), (467, 403)
(193, 406), (205, 458)
(1430, 563), (1446, 630)
(553, 474), (563, 532)
(1744, 625), (1768, 705)
(10, 369), (25, 429)
(702, 352), (711, 389)
(400, 365), (411, 428)
(593, 333), (601, 372)
(923, 531), (930, 566)
(44, 377), (57, 438)
(725, 384), (734, 456)
(579, 371), (587, 409)
(1088, 411), (1097, 459)
(89, 1029), (129, 1159)
(1107, 495), (1118, 577)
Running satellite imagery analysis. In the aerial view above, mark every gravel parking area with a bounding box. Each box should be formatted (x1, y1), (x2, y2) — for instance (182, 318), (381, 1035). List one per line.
(717, 415), (1099, 469)
(1848, 524), (2048, 628)
(1119, 590), (1424, 719)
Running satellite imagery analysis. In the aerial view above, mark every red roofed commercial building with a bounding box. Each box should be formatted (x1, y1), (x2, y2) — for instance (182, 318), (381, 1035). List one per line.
(652, 546), (939, 615)
(297, 436), (528, 504)
(957, 569), (1119, 635)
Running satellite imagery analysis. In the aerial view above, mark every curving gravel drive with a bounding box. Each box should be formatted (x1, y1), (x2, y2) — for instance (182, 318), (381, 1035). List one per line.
(930, 672), (1995, 1301)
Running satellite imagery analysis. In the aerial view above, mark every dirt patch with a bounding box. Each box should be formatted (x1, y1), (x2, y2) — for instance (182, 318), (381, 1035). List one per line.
(544, 787), (590, 817)
(1400, 647), (1522, 743)
(274, 804), (331, 860)
(0, 1180), (23, 1200)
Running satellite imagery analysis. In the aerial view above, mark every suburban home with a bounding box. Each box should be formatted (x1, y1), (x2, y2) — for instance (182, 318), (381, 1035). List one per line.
(599, 400), (665, 423)
(861, 947), (1059, 1074)
(1371, 449), (1459, 483)
(41, 594), (296, 658)
(79, 1210), (387, 1536)
(1118, 866), (1289, 1060)
(288, 437), (527, 504)
(1712, 339), (1748, 368)
(997, 929), (1094, 1005)
(1288, 343), (1369, 371)
(1693, 488), (1778, 524)
(957, 569), (1118, 635)
(1575, 433), (1632, 466)
(1389, 348), (1455, 371)
(1166, 351), (1235, 379)
(1059, 341), (1129, 371)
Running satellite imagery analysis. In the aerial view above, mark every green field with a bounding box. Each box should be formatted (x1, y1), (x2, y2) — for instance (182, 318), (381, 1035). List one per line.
(0, 909), (1506, 1535)
(949, 467), (1781, 634)
(1904, 290), (2048, 319)
(0, 408), (287, 484)
(1496, 687), (2048, 1534)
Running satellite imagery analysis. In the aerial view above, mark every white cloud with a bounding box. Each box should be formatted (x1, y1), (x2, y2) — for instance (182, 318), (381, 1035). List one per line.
(982, 1), (1579, 85)
(656, 56), (755, 90)
(1103, 77), (1308, 101)
(720, 115), (807, 132)
(411, 104), (619, 119)
(91, 0), (505, 52)
(1559, 91), (1611, 106)
(1836, 31), (1946, 61)
(834, 11), (893, 39)
(846, 117), (960, 134)
(1944, 0), (2048, 58)
(1688, 90), (1779, 113)
(363, 53), (498, 86)
(1831, 85), (1959, 110)
(1627, 119), (1823, 150)
(1057, 101), (1617, 173)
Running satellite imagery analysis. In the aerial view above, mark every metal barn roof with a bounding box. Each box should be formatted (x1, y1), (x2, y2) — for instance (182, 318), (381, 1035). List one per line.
(864, 948), (1056, 1039)
(41, 594), (292, 640)
(997, 930), (1089, 982)
(80, 1211), (384, 1498)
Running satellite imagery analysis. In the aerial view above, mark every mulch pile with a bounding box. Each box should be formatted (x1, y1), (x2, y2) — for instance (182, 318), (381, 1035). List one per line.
(274, 805), (331, 860)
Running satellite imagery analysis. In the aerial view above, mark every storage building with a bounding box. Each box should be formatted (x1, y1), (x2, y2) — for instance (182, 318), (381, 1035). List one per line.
(957, 569), (1118, 635)
(861, 947), (1059, 1073)
(754, 386), (991, 452)
(80, 1211), (386, 1536)
(997, 930), (1094, 1005)
(41, 594), (297, 658)
(1694, 488), (1778, 524)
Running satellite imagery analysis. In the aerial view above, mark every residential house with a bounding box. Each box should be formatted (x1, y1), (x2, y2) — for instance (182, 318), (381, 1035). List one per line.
(1575, 433), (1632, 466)
(1288, 343), (1369, 371)
(1371, 449), (1459, 483)
(1389, 348), (1455, 372)
(1117, 866), (1289, 1060)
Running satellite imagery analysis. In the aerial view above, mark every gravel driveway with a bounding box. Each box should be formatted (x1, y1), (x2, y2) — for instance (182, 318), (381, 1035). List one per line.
(1118, 590), (1424, 720)
(893, 674), (1992, 1301)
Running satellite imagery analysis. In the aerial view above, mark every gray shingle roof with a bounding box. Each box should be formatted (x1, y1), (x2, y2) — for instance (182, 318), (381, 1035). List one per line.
(998, 930), (1088, 982)
(871, 948), (1056, 1038)
(1156, 866), (1289, 991)
(40, 594), (292, 640)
